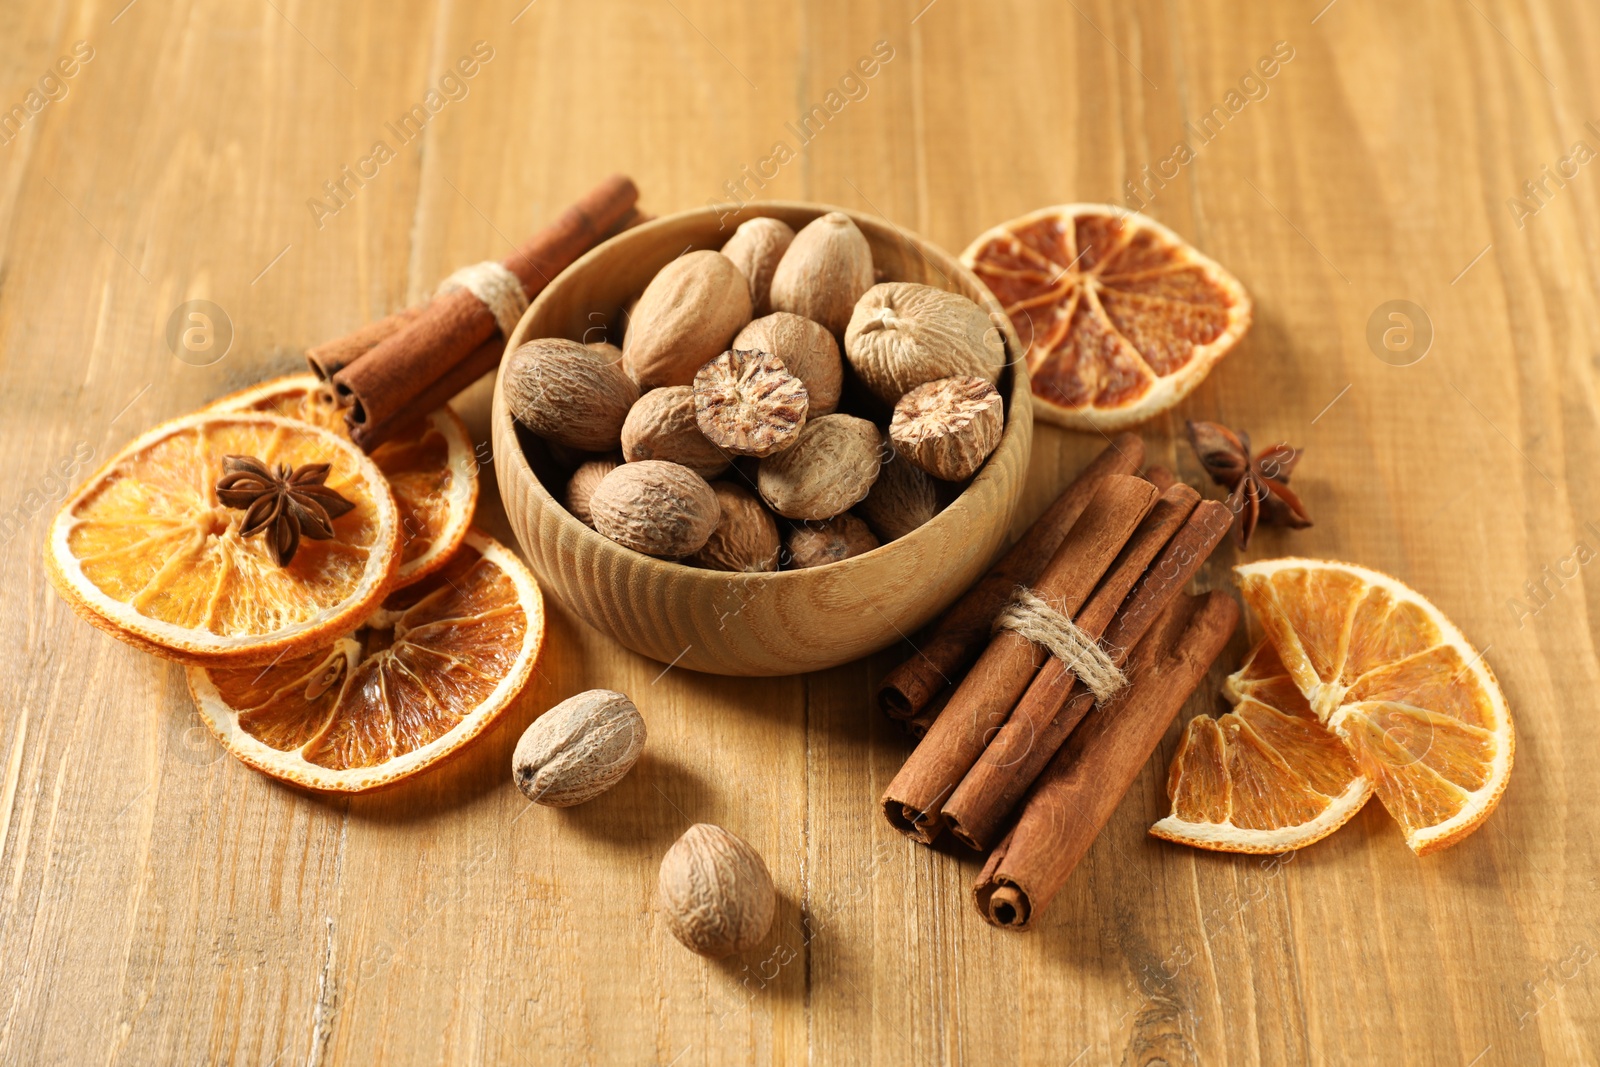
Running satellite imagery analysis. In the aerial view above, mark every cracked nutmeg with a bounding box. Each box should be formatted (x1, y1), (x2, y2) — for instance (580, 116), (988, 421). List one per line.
(693, 348), (809, 458)
(215, 455), (356, 566)
(1185, 420), (1312, 548)
(889, 375), (1004, 482)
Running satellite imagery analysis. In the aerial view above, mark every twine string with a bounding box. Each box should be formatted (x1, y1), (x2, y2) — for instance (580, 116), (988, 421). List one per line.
(438, 261), (529, 337)
(994, 586), (1127, 704)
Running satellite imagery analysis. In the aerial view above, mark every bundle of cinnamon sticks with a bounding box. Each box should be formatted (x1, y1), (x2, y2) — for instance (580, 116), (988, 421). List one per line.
(306, 174), (643, 450)
(877, 435), (1239, 929)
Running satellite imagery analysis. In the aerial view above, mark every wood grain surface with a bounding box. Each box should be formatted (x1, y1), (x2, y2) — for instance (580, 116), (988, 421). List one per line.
(2, 2), (1597, 1064)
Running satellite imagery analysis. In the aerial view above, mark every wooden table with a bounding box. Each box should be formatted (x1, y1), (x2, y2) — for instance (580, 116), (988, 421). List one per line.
(3, 2), (1596, 1063)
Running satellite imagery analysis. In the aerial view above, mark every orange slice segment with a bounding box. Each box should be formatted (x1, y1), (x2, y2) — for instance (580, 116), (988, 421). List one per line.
(188, 530), (545, 792)
(961, 204), (1252, 431)
(1150, 641), (1373, 853)
(1235, 558), (1514, 854)
(206, 373), (477, 586)
(46, 412), (400, 666)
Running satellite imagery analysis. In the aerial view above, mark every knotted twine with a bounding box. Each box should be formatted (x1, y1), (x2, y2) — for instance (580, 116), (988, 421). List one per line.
(437, 261), (529, 338)
(993, 587), (1127, 704)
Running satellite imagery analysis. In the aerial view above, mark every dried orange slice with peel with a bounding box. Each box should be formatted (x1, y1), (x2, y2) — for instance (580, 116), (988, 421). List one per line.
(1234, 558), (1514, 855)
(206, 373), (477, 586)
(1150, 640), (1373, 854)
(188, 530), (545, 792)
(45, 411), (400, 667)
(962, 204), (1251, 431)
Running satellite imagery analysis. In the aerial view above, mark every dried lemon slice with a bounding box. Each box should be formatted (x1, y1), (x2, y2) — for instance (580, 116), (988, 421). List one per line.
(188, 531), (544, 792)
(206, 373), (477, 586)
(1234, 558), (1514, 855)
(45, 411), (400, 666)
(963, 204), (1251, 430)
(1151, 640), (1373, 854)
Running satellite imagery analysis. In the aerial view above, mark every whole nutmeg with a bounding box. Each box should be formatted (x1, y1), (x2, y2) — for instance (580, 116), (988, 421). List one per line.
(786, 513), (880, 569)
(621, 385), (731, 478)
(733, 313), (843, 416)
(720, 217), (794, 316)
(890, 376), (1005, 481)
(768, 212), (875, 337)
(565, 457), (620, 527)
(624, 251), (752, 389)
(693, 349), (808, 458)
(689, 482), (781, 572)
(590, 460), (721, 557)
(658, 823), (775, 958)
(505, 338), (640, 451)
(512, 689), (646, 807)
(857, 443), (941, 541)
(756, 413), (882, 520)
(844, 283), (1006, 404)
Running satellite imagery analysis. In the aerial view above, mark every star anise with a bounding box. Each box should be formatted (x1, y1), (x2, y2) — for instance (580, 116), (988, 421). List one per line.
(215, 455), (356, 566)
(1185, 421), (1312, 549)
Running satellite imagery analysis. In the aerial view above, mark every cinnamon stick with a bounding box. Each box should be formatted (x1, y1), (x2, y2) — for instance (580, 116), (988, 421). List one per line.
(305, 305), (424, 381)
(880, 475), (1158, 844)
(941, 484), (1198, 846)
(942, 496), (1231, 849)
(334, 174), (639, 450)
(903, 708), (938, 741)
(350, 335), (499, 447)
(898, 687), (951, 741)
(974, 589), (1239, 930)
(877, 433), (1145, 719)
(307, 205), (648, 388)
(1142, 465), (1177, 492)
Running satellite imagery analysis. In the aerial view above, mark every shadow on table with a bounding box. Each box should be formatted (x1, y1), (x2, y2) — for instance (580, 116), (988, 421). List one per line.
(554, 748), (710, 853)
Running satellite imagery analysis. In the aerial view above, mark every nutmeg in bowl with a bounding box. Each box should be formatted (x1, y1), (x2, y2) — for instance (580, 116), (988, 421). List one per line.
(492, 202), (1031, 676)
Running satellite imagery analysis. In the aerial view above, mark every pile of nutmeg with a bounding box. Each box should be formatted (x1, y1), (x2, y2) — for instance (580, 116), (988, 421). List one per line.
(505, 211), (1008, 571)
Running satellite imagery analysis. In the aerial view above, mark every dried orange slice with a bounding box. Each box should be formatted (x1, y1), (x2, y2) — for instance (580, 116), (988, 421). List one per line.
(45, 412), (400, 666)
(188, 530), (545, 792)
(1150, 640), (1373, 853)
(1235, 558), (1514, 855)
(962, 205), (1251, 430)
(206, 373), (477, 586)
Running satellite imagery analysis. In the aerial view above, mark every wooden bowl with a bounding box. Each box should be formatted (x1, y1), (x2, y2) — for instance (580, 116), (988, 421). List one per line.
(492, 202), (1032, 676)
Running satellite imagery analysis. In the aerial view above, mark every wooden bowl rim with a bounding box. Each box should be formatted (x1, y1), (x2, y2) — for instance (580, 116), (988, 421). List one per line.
(491, 200), (1032, 588)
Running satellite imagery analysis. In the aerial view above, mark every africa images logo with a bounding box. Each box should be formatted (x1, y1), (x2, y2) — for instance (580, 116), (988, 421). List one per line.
(0, 40), (94, 148)
(306, 42), (495, 230)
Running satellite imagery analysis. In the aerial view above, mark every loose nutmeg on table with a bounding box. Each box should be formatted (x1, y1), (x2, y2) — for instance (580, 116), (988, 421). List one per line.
(513, 689), (647, 807)
(658, 823), (776, 958)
